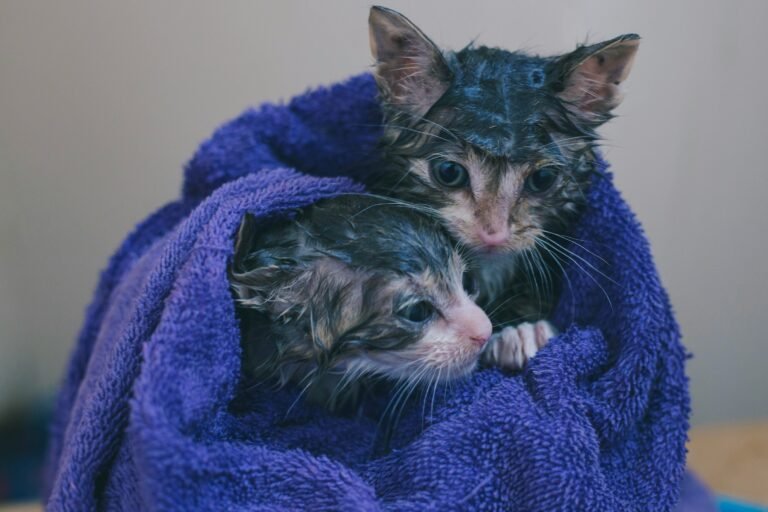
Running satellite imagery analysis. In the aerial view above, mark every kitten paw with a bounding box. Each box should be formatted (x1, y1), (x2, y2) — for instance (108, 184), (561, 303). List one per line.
(481, 320), (556, 371)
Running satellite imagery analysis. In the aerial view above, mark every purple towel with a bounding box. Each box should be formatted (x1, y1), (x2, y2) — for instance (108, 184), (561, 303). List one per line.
(44, 73), (696, 511)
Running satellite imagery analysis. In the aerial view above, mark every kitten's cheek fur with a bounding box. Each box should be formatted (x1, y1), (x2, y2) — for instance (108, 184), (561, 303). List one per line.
(481, 320), (556, 371)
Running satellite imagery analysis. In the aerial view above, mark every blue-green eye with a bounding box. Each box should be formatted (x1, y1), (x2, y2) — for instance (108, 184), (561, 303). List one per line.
(430, 161), (469, 188)
(397, 300), (435, 323)
(525, 167), (558, 193)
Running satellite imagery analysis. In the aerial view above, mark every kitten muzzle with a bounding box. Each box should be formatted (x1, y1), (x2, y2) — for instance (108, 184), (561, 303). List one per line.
(448, 296), (492, 348)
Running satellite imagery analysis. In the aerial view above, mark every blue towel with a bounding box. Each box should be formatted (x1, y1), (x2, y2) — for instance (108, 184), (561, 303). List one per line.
(44, 73), (696, 511)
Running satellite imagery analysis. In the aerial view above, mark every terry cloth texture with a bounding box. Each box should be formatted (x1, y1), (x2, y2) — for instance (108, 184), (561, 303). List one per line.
(44, 73), (695, 511)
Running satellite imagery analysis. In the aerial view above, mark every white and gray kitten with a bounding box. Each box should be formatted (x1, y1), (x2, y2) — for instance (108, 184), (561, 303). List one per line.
(230, 196), (492, 411)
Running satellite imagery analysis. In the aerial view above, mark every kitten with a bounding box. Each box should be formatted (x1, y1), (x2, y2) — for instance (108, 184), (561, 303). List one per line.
(368, 6), (638, 369)
(230, 196), (491, 411)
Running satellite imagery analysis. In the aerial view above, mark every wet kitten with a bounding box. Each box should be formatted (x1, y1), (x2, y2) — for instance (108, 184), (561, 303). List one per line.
(230, 196), (491, 411)
(368, 6), (638, 369)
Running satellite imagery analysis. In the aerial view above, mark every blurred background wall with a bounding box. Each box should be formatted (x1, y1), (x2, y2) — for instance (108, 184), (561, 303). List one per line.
(1, 0), (766, 427)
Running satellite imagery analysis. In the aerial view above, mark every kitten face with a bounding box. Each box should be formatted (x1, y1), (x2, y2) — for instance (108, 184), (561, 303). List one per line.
(369, 6), (638, 257)
(310, 255), (492, 382)
(384, 139), (588, 256)
(230, 197), (492, 393)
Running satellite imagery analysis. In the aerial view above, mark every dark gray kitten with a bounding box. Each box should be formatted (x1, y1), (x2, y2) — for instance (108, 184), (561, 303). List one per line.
(230, 196), (492, 411)
(368, 6), (638, 369)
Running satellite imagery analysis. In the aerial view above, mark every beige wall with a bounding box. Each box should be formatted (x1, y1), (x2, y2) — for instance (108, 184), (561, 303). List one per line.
(1, 0), (766, 424)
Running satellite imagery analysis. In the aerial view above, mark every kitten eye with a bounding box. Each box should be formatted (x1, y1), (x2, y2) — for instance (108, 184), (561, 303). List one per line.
(430, 160), (469, 188)
(397, 300), (436, 323)
(462, 272), (478, 297)
(525, 166), (559, 193)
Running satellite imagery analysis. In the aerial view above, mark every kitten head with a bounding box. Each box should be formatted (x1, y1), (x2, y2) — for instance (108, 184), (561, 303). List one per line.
(230, 196), (492, 388)
(369, 6), (638, 256)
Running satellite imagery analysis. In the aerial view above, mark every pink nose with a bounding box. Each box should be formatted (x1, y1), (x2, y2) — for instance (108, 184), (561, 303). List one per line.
(478, 229), (508, 247)
(450, 298), (492, 348)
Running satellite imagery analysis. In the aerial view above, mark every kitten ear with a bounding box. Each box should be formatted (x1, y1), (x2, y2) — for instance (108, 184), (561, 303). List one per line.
(548, 34), (640, 125)
(233, 213), (259, 265)
(230, 214), (301, 311)
(369, 6), (452, 115)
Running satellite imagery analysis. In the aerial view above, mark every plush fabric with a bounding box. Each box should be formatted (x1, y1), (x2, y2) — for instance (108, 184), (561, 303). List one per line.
(44, 73), (694, 511)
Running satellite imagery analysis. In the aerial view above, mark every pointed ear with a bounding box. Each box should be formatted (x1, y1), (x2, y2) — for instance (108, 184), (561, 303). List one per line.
(548, 34), (640, 125)
(369, 6), (452, 115)
(230, 214), (301, 311)
(233, 213), (259, 265)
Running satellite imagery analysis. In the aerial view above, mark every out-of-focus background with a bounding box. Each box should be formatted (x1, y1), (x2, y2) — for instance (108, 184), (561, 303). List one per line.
(1, 0), (766, 506)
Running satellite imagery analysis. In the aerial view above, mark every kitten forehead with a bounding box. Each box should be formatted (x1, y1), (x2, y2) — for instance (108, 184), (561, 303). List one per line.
(306, 195), (457, 276)
(434, 47), (552, 157)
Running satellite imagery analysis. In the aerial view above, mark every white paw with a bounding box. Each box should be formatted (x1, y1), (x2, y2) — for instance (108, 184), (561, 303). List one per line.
(482, 320), (556, 371)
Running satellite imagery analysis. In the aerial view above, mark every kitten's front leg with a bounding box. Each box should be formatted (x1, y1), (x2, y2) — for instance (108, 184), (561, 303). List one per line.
(481, 321), (556, 371)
